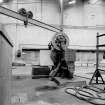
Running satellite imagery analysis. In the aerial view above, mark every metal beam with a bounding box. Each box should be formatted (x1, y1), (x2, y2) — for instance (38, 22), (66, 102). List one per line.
(97, 34), (105, 37)
(0, 6), (61, 33)
(97, 44), (105, 47)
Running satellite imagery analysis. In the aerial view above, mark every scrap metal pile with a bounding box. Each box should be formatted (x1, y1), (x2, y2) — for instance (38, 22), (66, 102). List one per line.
(65, 85), (105, 105)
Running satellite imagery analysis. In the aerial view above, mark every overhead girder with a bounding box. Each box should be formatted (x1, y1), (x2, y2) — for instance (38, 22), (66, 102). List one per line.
(0, 6), (61, 33)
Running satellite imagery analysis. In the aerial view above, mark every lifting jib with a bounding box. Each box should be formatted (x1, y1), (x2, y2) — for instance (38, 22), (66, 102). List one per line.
(0, 6), (61, 32)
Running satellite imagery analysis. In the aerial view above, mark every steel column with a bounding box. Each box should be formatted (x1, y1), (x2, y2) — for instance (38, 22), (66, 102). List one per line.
(59, 0), (64, 32)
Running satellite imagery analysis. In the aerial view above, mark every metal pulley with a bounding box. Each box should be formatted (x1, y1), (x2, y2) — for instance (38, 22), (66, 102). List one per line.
(18, 8), (27, 16)
(51, 32), (69, 51)
(18, 8), (33, 27)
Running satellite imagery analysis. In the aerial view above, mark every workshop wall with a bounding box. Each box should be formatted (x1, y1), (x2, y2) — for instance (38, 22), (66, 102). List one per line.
(1, 0), (105, 49)
(64, 0), (105, 48)
(1, 0), (105, 63)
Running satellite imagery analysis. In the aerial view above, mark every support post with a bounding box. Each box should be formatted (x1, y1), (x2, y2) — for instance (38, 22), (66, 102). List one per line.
(60, 0), (64, 32)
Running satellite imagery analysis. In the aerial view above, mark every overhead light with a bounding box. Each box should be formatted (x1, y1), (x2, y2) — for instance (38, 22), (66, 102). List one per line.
(0, 0), (13, 4)
(0, 0), (3, 3)
(68, 0), (76, 5)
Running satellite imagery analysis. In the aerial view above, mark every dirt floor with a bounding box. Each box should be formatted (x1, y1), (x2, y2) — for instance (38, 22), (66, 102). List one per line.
(11, 67), (105, 105)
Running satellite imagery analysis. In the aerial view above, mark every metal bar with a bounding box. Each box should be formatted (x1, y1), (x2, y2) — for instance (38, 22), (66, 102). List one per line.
(0, 31), (13, 47)
(98, 69), (105, 72)
(97, 32), (105, 37)
(91, 83), (105, 84)
(97, 44), (105, 47)
(0, 6), (61, 32)
(89, 70), (96, 84)
(96, 33), (99, 74)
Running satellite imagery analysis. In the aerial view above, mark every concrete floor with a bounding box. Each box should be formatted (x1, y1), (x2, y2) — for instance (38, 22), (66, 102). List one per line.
(11, 66), (105, 105)
(11, 77), (91, 105)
